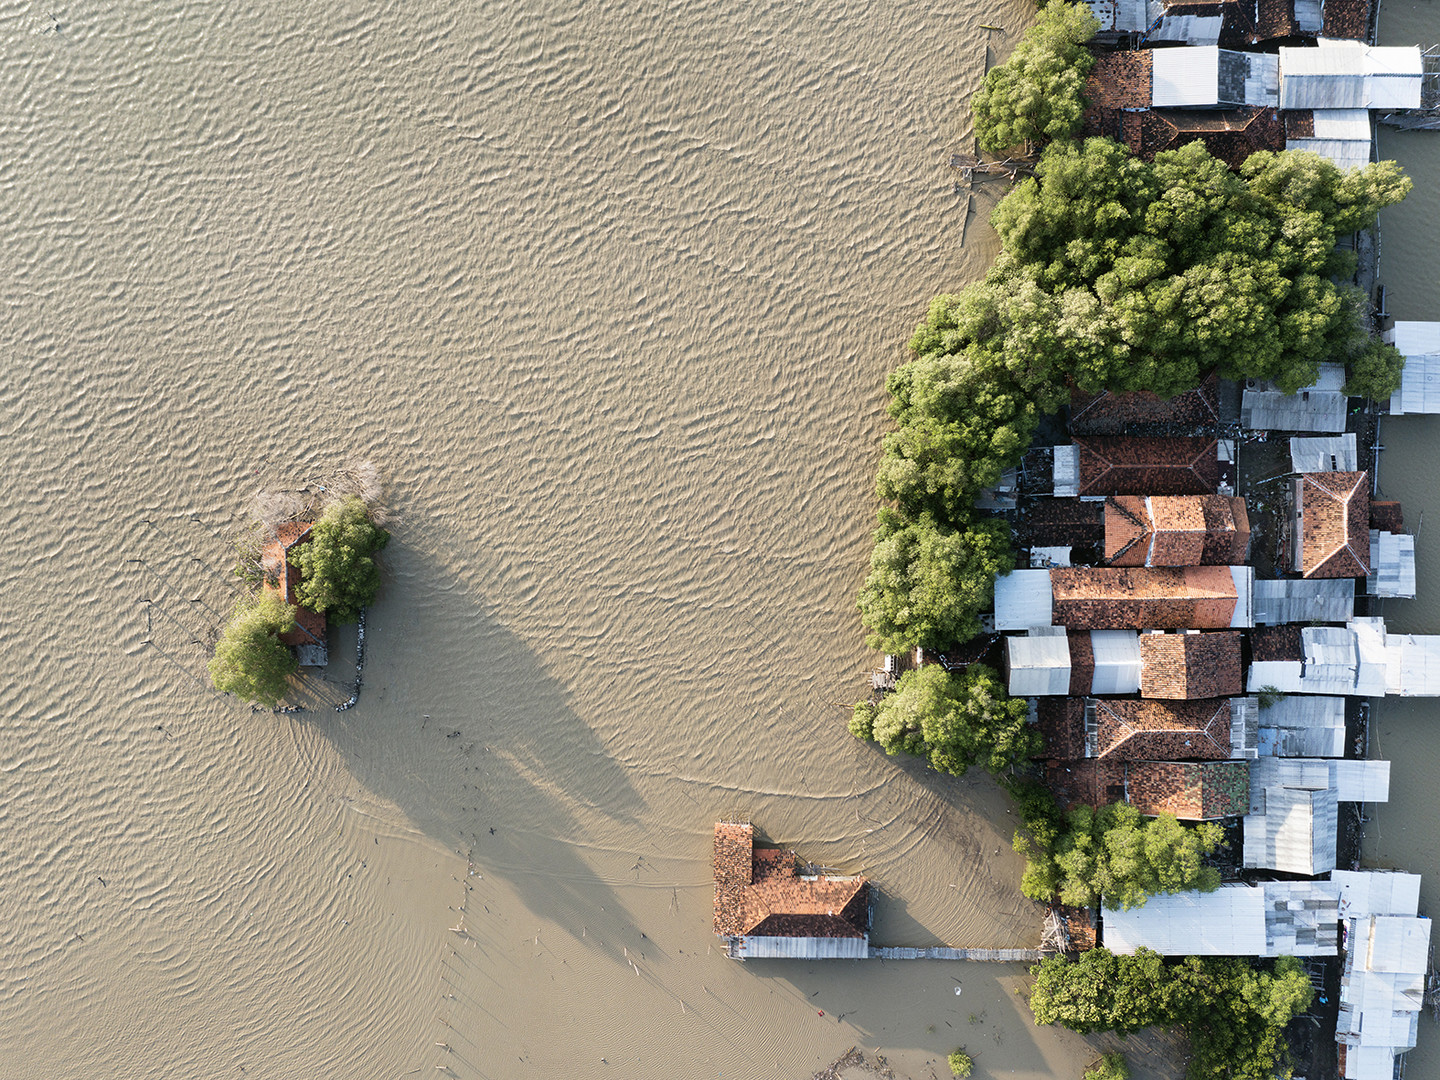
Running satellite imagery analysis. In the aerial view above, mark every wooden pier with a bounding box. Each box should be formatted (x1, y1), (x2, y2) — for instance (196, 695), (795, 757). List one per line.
(869, 946), (1045, 962)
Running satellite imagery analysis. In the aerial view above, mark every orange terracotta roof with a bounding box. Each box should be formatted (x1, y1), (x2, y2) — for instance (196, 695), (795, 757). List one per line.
(712, 823), (869, 940)
(1050, 566), (1238, 629)
(1105, 496), (1246, 567)
(1076, 437), (1220, 497)
(1092, 698), (1233, 760)
(1299, 472), (1370, 578)
(1140, 632), (1243, 700)
(260, 522), (326, 647)
(1085, 51), (1152, 111)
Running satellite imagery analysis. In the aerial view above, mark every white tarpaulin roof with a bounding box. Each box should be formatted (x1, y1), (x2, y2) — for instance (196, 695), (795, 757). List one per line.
(1007, 630), (1071, 697)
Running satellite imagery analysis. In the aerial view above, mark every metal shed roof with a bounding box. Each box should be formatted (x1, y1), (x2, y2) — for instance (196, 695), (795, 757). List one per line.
(1245, 783), (1337, 874)
(1252, 576), (1354, 624)
(1290, 433), (1359, 472)
(994, 569), (1054, 631)
(1332, 871), (1422, 919)
(1279, 42), (1422, 109)
(1089, 630), (1143, 694)
(1053, 444), (1080, 498)
(1381, 630), (1440, 696)
(1152, 47), (1279, 107)
(1367, 530), (1416, 598)
(1384, 322), (1440, 415)
(1104, 884), (1268, 955)
(1241, 364), (1349, 431)
(1257, 694), (1346, 756)
(1007, 631), (1072, 696)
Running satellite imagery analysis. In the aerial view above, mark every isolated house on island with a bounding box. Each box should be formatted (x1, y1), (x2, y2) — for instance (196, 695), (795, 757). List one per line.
(261, 522), (327, 667)
(713, 822), (870, 960)
(1295, 471), (1370, 578)
(1140, 631), (1244, 699)
(1105, 495), (1250, 567)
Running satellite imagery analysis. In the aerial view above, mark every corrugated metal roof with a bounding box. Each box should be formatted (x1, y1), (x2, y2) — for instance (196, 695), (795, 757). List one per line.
(1007, 633), (1072, 696)
(1290, 433), (1359, 473)
(1333, 758), (1391, 802)
(1333, 871), (1422, 919)
(1368, 916), (1431, 974)
(1258, 694), (1345, 756)
(1230, 565), (1254, 628)
(1295, 0), (1323, 32)
(1279, 43), (1423, 109)
(1244, 783), (1337, 874)
(1231, 694), (1259, 758)
(1104, 884), (1268, 955)
(994, 569), (1054, 631)
(1149, 14), (1222, 44)
(1313, 108), (1375, 138)
(1052, 444), (1080, 498)
(1153, 46), (1221, 107)
(1241, 371), (1348, 431)
(1089, 630), (1142, 694)
(1252, 576), (1354, 624)
(1286, 137), (1372, 171)
(1367, 530), (1416, 598)
(1383, 631), (1440, 696)
(1384, 322), (1440, 415)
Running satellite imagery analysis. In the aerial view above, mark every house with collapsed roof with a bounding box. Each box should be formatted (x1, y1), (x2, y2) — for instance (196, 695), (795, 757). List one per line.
(1082, 0), (1374, 45)
(261, 522), (328, 666)
(713, 821), (871, 960)
(1104, 495), (1250, 567)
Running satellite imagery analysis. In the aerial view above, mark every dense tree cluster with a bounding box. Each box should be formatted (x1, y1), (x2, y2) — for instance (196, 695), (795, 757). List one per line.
(292, 496), (390, 624)
(971, 2), (1098, 154)
(850, 663), (1038, 777)
(1030, 948), (1314, 1080)
(1082, 1053), (1130, 1080)
(208, 592), (299, 706)
(1007, 783), (1222, 909)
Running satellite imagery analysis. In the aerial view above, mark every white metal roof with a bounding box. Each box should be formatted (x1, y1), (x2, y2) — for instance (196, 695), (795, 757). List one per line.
(1007, 633), (1072, 697)
(1104, 884), (1267, 955)
(1381, 630), (1440, 696)
(1230, 565), (1254, 628)
(1052, 443), (1080, 497)
(1245, 783), (1337, 874)
(1342, 1045), (1398, 1080)
(1332, 871), (1422, 919)
(1290, 432), (1359, 473)
(1257, 694), (1346, 757)
(1249, 757), (1391, 802)
(993, 570), (1053, 631)
(1368, 916), (1432, 974)
(1334, 758), (1391, 802)
(1367, 531), (1416, 598)
(1153, 46), (1221, 107)
(1279, 42), (1423, 109)
(1384, 322), (1440, 415)
(1252, 576), (1354, 624)
(1313, 108), (1375, 138)
(1089, 630), (1142, 694)
(1241, 365), (1349, 431)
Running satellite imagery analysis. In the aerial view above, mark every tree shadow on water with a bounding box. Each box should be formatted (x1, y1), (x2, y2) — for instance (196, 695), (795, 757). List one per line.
(288, 541), (652, 964)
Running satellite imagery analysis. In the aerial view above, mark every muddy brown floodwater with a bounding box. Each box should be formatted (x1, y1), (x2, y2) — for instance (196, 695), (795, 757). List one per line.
(2, 0), (1438, 1077)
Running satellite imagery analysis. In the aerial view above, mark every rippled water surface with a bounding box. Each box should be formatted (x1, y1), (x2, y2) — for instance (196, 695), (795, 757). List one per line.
(6, 1), (1440, 1076)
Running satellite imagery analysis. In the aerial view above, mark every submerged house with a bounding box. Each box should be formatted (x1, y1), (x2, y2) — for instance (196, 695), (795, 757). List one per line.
(713, 822), (871, 960)
(261, 522), (327, 667)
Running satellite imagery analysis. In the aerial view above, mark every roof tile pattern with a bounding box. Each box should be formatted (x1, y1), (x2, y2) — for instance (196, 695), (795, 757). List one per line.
(1050, 566), (1238, 629)
(1105, 496), (1250, 567)
(1076, 437), (1220, 497)
(1140, 632), (1244, 699)
(1068, 631), (1096, 695)
(1300, 472), (1371, 578)
(1322, 0), (1372, 40)
(1255, 0), (1300, 39)
(712, 823), (869, 940)
(1022, 498), (1105, 548)
(1127, 760), (1251, 819)
(1371, 500), (1404, 533)
(1092, 698), (1234, 760)
(1069, 374), (1220, 436)
(1085, 51), (1153, 112)
(1035, 697), (1086, 760)
(1121, 108), (1285, 169)
(261, 522), (326, 647)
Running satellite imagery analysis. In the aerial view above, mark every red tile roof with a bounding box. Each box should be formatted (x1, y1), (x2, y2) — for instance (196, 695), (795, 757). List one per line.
(1104, 495), (1250, 567)
(1069, 374), (1220, 436)
(1050, 566), (1238, 629)
(1139, 632), (1244, 699)
(1091, 697), (1234, 760)
(260, 523), (326, 647)
(1035, 697), (1086, 760)
(1126, 760), (1250, 820)
(1371, 501), (1404, 533)
(1299, 472), (1370, 578)
(1121, 108), (1286, 170)
(1085, 51), (1153, 112)
(1255, 0), (1300, 39)
(1076, 437), (1220, 497)
(712, 823), (869, 940)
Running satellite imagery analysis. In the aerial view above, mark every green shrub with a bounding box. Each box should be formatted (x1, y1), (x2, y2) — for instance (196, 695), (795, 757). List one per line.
(208, 592), (298, 706)
(1083, 1051), (1130, 1080)
(291, 496), (389, 623)
(948, 1048), (974, 1077)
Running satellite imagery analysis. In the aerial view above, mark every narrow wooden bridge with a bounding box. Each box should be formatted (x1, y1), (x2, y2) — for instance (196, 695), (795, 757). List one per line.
(869, 946), (1045, 962)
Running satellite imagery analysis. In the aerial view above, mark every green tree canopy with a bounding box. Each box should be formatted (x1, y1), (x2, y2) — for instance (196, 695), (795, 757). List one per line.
(1083, 1052), (1130, 1080)
(850, 663), (1037, 777)
(1030, 949), (1314, 1080)
(292, 496), (390, 624)
(971, 2), (1098, 153)
(857, 514), (1015, 653)
(208, 591), (298, 706)
(974, 139), (1411, 398)
(1014, 799), (1223, 910)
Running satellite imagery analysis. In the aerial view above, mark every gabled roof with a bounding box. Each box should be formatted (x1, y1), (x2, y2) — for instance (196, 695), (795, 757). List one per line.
(1299, 471), (1371, 578)
(1104, 495), (1250, 566)
(712, 823), (869, 940)
(1050, 566), (1239, 629)
(1091, 697), (1234, 759)
(1121, 107), (1285, 169)
(1085, 50), (1154, 111)
(1140, 632), (1244, 698)
(1076, 437), (1219, 496)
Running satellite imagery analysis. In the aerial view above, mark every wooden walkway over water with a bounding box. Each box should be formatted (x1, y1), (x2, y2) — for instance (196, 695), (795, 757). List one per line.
(869, 946), (1045, 962)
